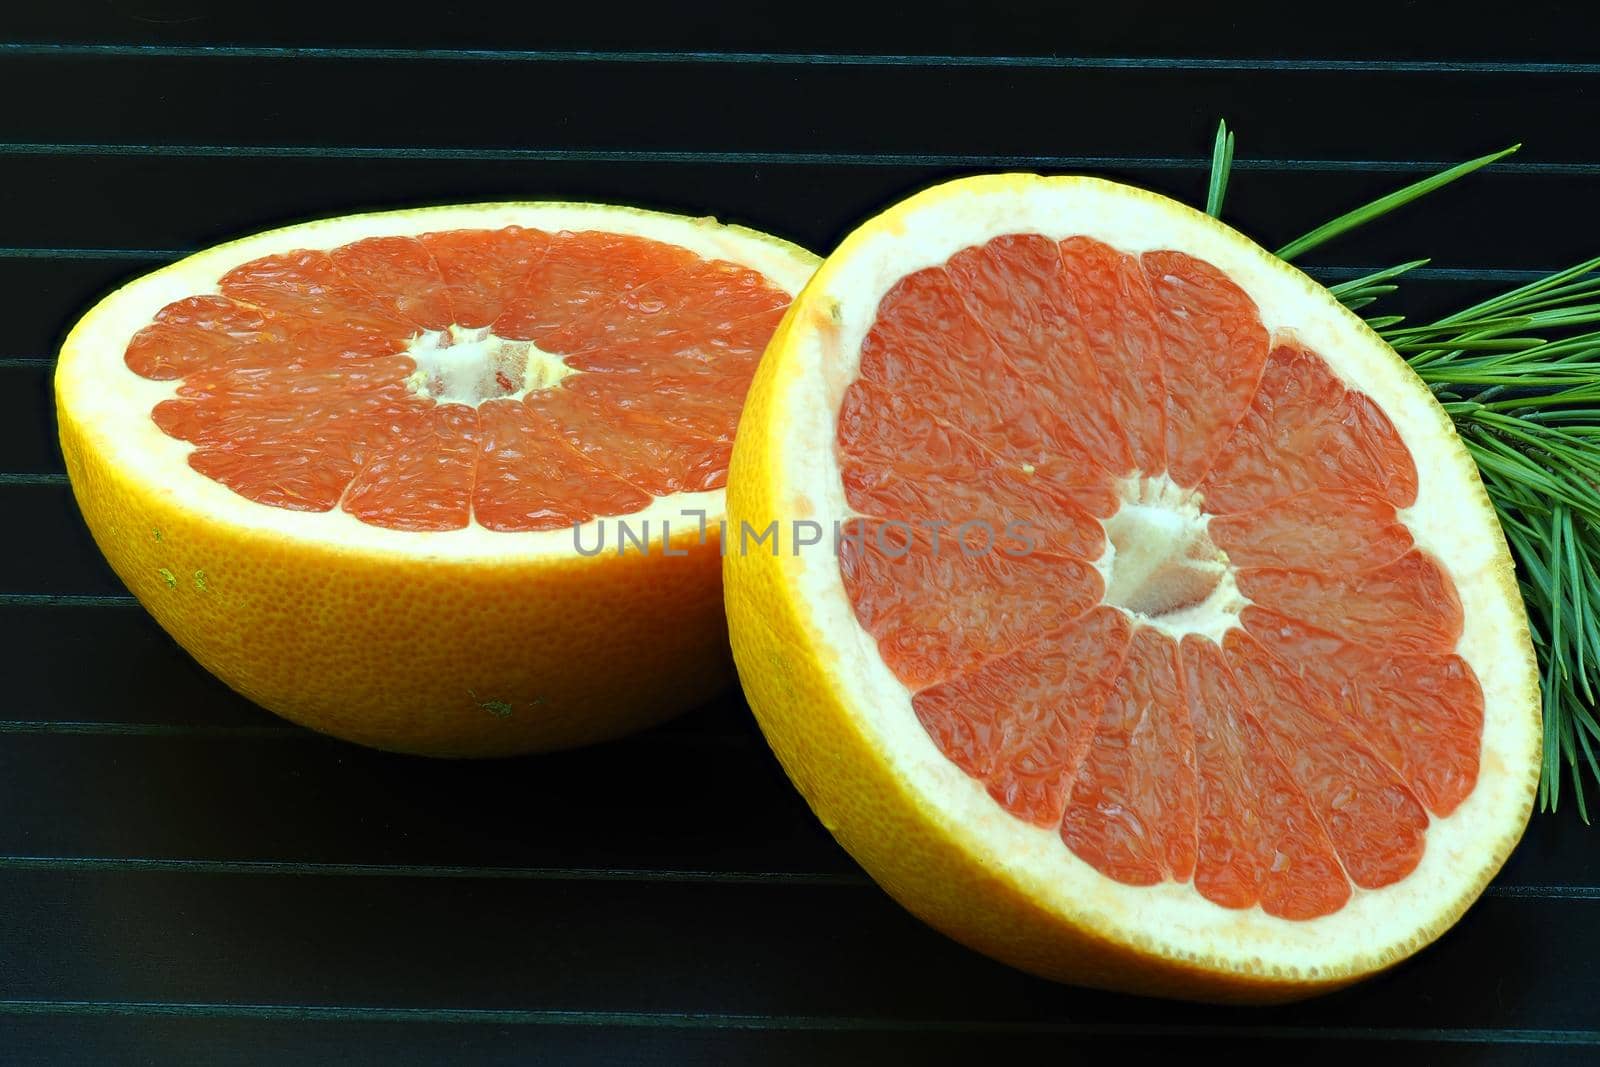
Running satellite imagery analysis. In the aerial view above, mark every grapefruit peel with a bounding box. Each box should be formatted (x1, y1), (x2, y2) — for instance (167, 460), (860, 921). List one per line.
(723, 173), (1541, 1002)
(57, 201), (819, 756)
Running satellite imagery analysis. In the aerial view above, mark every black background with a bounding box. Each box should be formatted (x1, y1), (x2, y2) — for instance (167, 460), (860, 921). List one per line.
(4, 2), (1600, 1063)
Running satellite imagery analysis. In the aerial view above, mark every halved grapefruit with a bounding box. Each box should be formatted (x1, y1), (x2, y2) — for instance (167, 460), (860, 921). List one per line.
(724, 175), (1541, 1001)
(57, 203), (817, 755)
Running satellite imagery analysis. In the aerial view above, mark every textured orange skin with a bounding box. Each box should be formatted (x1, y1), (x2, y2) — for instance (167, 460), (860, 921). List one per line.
(59, 406), (733, 756)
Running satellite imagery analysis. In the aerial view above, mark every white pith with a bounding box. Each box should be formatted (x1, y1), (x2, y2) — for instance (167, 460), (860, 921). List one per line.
(403, 324), (577, 405)
(1097, 474), (1245, 643)
(769, 176), (1538, 977)
(57, 202), (818, 561)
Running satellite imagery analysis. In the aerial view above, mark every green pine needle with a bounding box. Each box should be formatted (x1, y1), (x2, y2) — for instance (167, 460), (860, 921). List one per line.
(1328, 259), (1430, 302)
(1206, 124), (1600, 816)
(1275, 144), (1521, 262)
(1205, 120), (1235, 219)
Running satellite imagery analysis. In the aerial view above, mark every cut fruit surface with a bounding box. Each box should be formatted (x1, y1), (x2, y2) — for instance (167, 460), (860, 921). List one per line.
(723, 175), (1539, 1002)
(58, 202), (817, 755)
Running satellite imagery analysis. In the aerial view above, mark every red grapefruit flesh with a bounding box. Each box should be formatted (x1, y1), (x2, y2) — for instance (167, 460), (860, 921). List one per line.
(837, 234), (1475, 914)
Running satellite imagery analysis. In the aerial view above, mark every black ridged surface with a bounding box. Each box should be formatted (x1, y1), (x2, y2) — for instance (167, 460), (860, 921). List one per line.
(4, 4), (1599, 1062)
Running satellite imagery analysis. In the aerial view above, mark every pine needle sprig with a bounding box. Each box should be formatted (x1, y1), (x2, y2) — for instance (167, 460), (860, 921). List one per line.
(1384, 273), (1600, 817)
(1207, 122), (1600, 815)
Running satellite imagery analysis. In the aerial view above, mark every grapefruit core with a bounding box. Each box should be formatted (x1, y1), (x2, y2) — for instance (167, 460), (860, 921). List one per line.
(723, 175), (1540, 1002)
(57, 203), (818, 756)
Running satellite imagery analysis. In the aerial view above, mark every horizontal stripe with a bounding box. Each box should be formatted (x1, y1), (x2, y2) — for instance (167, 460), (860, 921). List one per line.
(0, 473), (66, 486)
(0, 718), (748, 748)
(0, 999), (1596, 1042)
(0, 721), (303, 739)
(0, 593), (138, 607)
(0, 142), (1584, 174)
(1483, 883), (1600, 901)
(0, 854), (1587, 900)
(0, 246), (177, 260)
(0, 855), (865, 886)
(3, 43), (1598, 76)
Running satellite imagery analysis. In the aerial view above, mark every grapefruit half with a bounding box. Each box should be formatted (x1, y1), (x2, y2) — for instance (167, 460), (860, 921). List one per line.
(724, 175), (1541, 1001)
(58, 202), (817, 755)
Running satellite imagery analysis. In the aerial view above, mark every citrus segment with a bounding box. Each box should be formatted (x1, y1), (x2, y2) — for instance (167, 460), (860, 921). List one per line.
(126, 296), (286, 379)
(1223, 630), (1431, 889)
(1142, 250), (1269, 487)
(838, 520), (1102, 690)
(472, 398), (649, 532)
(1050, 237), (1168, 474)
(943, 235), (1134, 476)
(1244, 606), (1484, 816)
(419, 226), (552, 328)
(59, 202), (819, 755)
(1207, 489), (1414, 571)
(540, 258), (792, 354)
(837, 382), (1106, 559)
(1236, 550), (1463, 653)
(219, 250), (416, 337)
(1061, 626), (1197, 886)
(559, 307), (783, 399)
(491, 230), (700, 343)
(912, 607), (1131, 821)
(531, 383), (726, 497)
(860, 265), (1097, 473)
(1199, 344), (1420, 514)
(1180, 635), (1352, 920)
(725, 174), (1539, 1001)
(149, 348), (417, 513)
(327, 236), (457, 331)
(339, 403), (480, 532)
